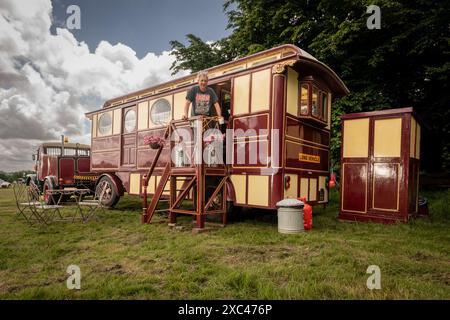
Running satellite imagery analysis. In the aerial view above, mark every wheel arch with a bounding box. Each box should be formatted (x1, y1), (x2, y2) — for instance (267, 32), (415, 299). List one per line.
(226, 179), (236, 203)
(43, 176), (58, 188)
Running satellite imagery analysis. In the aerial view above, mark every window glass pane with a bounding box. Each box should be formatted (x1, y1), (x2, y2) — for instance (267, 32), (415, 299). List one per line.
(98, 113), (112, 135)
(322, 92), (328, 121)
(150, 99), (171, 125)
(300, 84), (309, 115)
(312, 87), (319, 117)
(78, 149), (89, 156)
(64, 148), (76, 156)
(124, 109), (136, 133)
(46, 147), (61, 156)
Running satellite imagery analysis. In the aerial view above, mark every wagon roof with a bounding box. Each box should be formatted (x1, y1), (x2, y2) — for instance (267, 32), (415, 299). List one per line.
(86, 44), (349, 116)
(40, 142), (91, 149)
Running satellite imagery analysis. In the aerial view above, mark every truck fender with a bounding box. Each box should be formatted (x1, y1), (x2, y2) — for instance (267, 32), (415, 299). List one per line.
(44, 176), (58, 189)
(96, 173), (124, 196)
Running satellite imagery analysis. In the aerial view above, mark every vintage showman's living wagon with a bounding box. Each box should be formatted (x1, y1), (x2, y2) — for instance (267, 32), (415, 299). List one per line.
(85, 44), (349, 230)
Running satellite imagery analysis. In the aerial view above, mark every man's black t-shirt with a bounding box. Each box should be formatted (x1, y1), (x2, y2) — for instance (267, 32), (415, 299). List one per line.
(186, 86), (218, 116)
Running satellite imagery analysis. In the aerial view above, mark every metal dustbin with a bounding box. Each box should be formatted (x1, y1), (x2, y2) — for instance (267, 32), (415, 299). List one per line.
(276, 198), (305, 234)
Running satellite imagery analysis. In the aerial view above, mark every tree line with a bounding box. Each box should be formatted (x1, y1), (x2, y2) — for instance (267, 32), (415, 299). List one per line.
(169, 0), (450, 173)
(0, 171), (34, 183)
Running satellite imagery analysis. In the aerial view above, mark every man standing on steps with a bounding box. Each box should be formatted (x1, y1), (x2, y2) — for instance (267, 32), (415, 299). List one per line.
(183, 71), (224, 157)
(183, 71), (223, 120)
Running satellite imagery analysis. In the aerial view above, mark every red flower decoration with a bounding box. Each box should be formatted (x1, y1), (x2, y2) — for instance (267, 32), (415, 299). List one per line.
(143, 135), (165, 149)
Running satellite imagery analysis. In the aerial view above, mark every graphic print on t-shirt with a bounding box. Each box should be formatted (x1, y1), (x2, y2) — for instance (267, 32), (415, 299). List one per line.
(195, 93), (211, 115)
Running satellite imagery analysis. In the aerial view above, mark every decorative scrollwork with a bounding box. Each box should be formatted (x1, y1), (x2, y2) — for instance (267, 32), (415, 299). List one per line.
(271, 59), (297, 74)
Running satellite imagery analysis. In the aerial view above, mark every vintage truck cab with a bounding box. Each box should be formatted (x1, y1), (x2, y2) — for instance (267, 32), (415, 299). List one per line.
(31, 142), (98, 204)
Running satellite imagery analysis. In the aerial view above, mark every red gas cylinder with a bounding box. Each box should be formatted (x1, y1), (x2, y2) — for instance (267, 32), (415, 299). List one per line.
(299, 197), (313, 230)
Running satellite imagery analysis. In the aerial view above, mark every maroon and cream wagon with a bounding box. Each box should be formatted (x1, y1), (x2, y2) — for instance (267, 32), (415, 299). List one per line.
(85, 44), (349, 229)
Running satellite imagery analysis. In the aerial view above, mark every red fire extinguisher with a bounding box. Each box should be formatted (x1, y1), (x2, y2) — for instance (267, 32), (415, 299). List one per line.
(299, 197), (313, 230)
(329, 172), (336, 188)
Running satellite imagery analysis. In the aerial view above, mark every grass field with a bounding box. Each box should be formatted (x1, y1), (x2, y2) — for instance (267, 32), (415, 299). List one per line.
(0, 187), (449, 299)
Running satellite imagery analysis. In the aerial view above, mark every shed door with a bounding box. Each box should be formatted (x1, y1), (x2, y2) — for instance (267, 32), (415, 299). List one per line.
(121, 106), (137, 167)
(370, 118), (402, 212)
(341, 118), (370, 213)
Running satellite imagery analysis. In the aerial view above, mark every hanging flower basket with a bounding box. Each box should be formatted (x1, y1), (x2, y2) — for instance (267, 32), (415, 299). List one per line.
(144, 135), (165, 150)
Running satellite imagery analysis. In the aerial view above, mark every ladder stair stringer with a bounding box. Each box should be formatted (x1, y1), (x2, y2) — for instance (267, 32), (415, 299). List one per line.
(143, 162), (171, 224)
(141, 125), (170, 224)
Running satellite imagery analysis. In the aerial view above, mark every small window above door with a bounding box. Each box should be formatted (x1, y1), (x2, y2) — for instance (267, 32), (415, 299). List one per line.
(124, 109), (137, 133)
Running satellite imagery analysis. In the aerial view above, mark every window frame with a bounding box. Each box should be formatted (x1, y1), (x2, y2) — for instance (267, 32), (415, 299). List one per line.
(98, 112), (113, 136)
(45, 147), (62, 156)
(124, 108), (137, 133)
(150, 98), (172, 126)
(298, 79), (329, 126)
(300, 83), (310, 116)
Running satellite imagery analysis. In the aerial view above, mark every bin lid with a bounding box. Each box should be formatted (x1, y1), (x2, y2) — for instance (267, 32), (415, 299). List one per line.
(276, 198), (304, 208)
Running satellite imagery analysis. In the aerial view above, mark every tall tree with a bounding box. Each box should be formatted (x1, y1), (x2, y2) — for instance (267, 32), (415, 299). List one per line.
(170, 0), (450, 172)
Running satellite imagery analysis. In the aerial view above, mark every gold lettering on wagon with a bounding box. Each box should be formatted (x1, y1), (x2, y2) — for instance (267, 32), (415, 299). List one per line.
(298, 153), (320, 164)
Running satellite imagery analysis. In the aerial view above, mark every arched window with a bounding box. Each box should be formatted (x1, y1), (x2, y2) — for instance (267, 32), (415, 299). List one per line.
(150, 99), (171, 125)
(98, 113), (112, 135)
(124, 109), (136, 133)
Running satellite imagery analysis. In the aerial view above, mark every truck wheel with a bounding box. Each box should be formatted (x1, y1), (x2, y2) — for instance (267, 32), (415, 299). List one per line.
(60, 194), (72, 203)
(43, 179), (56, 205)
(97, 176), (120, 208)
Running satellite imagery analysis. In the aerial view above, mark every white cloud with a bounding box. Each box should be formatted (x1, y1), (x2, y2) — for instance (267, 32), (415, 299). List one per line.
(0, 0), (188, 171)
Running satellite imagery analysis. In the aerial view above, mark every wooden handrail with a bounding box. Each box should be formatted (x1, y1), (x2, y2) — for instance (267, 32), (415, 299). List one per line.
(143, 125), (170, 186)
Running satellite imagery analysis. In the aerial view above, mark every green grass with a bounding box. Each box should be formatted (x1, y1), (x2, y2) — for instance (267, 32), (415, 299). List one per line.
(0, 187), (449, 299)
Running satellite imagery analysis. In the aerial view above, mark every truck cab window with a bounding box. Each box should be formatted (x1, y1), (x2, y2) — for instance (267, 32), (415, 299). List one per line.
(78, 149), (89, 156)
(64, 148), (76, 156)
(46, 147), (61, 156)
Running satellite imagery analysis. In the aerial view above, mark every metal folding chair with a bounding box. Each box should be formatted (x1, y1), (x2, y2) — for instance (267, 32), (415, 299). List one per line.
(76, 181), (107, 223)
(27, 181), (63, 224)
(13, 183), (41, 225)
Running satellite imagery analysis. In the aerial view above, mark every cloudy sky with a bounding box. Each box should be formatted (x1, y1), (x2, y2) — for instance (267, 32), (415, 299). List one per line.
(0, 0), (229, 171)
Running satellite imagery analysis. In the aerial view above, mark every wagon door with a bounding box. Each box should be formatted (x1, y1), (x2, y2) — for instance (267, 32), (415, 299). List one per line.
(121, 106), (137, 167)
